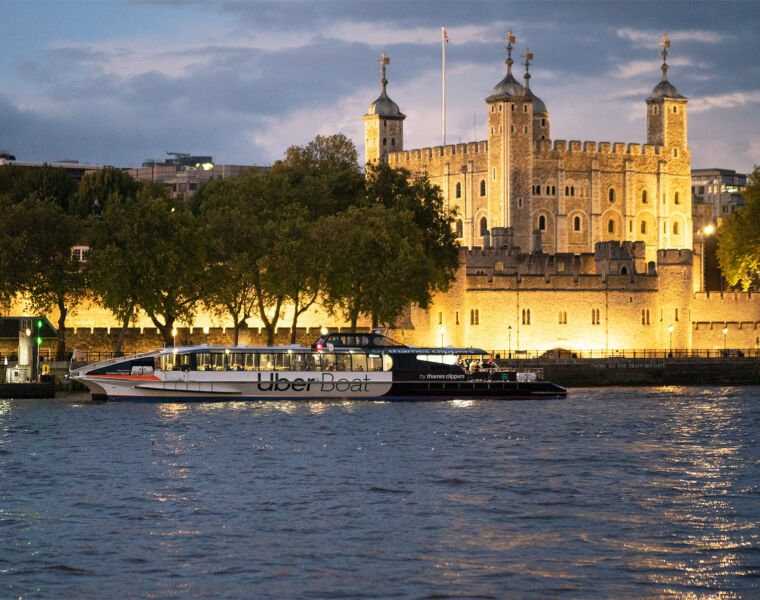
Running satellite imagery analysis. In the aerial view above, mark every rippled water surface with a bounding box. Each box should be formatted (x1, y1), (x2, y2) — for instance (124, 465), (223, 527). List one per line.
(1, 387), (760, 599)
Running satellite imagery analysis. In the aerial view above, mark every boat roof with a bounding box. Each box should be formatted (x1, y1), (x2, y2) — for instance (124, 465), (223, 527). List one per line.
(156, 344), (488, 356)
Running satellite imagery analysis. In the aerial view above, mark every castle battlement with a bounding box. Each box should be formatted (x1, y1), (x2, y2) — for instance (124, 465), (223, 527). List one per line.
(537, 139), (664, 157)
(466, 271), (658, 291)
(388, 141), (488, 164)
(656, 248), (693, 266)
(694, 291), (756, 303)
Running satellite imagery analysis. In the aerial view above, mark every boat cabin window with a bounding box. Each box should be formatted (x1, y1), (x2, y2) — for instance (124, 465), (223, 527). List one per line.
(167, 349), (391, 372)
(158, 352), (191, 371)
(367, 354), (383, 372)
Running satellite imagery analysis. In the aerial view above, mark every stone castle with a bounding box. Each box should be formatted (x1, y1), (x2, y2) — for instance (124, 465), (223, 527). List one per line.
(4, 35), (759, 358)
(364, 35), (759, 353)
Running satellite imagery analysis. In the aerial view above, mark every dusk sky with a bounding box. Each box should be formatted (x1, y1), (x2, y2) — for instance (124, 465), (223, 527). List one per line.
(1, 0), (758, 172)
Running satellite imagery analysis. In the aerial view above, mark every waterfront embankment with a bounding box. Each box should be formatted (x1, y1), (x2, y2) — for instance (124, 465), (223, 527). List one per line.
(500, 357), (760, 387)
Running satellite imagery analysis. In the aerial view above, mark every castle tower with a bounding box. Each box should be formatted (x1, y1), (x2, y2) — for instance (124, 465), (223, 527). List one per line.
(363, 52), (405, 165)
(646, 36), (687, 148)
(645, 36), (692, 253)
(523, 49), (550, 143)
(485, 31), (533, 252)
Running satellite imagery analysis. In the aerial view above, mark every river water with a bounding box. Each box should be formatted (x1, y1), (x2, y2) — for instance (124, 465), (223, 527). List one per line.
(1, 387), (759, 599)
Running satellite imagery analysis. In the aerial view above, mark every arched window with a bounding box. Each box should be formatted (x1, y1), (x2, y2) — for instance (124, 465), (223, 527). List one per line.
(609, 189), (615, 203)
(470, 309), (474, 325)
(455, 182), (461, 198)
(480, 217), (488, 235)
(573, 216), (581, 231)
(527, 309), (530, 324)
(608, 219), (615, 234)
(551, 186), (556, 195)
(620, 266), (628, 275)
(674, 192), (680, 205)
(545, 185), (550, 195)
(571, 186), (575, 197)
(522, 308), (531, 325)
(565, 185), (569, 196)
(642, 190), (648, 204)
(641, 221), (647, 234)
(673, 222), (679, 235)
(558, 311), (567, 324)
(538, 215), (546, 231)
(480, 180), (486, 196)
(475, 310), (479, 325)
(455, 219), (463, 238)
(382, 138), (387, 146)
(391, 138), (395, 146)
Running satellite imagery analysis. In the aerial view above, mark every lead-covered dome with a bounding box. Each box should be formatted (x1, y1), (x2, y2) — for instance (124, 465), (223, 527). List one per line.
(526, 88), (547, 113)
(366, 84), (404, 117)
(486, 70), (526, 102)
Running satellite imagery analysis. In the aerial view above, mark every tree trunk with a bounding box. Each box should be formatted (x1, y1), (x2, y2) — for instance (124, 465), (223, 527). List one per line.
(56, 301), (68, 361)
(150, 316), (175, 347)
(290, 301), (300, 344)
(233, 317), (240, 346)
(113, 314), (131, 357)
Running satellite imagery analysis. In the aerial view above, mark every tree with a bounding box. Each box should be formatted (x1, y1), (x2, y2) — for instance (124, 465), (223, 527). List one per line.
(321, 205), (433, 329)
(89, 184), (207, 347)
(0, 198), (86, 358)
(717, 166), (760, 291)
(326, 164), (459, 327)
(74, 167), (140, 218)
(0, 163), (76, 212)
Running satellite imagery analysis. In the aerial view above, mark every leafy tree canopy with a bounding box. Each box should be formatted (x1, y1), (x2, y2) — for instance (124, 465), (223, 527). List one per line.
(0, 163), (76, 212)
(73, 166), (140, 218)
(717, 166), (760, 291)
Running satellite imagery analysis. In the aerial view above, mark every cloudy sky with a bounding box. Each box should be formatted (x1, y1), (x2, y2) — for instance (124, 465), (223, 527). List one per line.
(1, 0), (758, 172)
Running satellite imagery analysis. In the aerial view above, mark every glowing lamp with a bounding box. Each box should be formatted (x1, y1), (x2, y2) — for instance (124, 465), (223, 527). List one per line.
(704, 225), (714, 235)
(320, 327), (328, 335)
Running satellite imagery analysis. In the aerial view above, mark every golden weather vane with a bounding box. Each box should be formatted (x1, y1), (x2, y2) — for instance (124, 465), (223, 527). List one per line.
(659, 34), (670, 65)
(503, 30), (516, 67)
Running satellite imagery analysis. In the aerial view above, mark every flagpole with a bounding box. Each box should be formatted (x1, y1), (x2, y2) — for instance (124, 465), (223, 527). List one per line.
(442, 26), (446, 146)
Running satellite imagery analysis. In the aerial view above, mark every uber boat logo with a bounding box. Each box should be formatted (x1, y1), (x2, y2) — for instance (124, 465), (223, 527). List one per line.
(256, 372), (372, 393)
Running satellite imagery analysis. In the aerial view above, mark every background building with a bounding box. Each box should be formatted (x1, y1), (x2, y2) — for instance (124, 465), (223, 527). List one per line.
(691, 168), (746, 221)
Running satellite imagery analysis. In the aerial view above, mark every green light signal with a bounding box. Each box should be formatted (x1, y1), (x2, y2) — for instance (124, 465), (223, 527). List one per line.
(36, 337), (42, 345)
(37, 320), (43, 328)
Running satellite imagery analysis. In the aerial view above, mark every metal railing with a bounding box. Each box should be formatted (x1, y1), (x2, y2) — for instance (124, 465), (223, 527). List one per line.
(490, 348), (760, 360)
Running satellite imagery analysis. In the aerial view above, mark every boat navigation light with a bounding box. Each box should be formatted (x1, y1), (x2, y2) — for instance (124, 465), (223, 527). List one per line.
(316, 343), (324, 351)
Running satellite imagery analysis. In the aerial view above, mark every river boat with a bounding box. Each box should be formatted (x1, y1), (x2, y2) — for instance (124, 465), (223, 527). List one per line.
(69, 333), (566, 402)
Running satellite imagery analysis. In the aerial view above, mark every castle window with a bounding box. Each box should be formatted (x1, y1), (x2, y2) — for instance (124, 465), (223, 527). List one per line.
(541, 135), (545, 140)
(524, 126), (528, 134)
(573, 216), (581, 231)
(522, 308), (531, 325)
(455, 182), (461, 198)
(510, 125), (514, 133)
(558, 311), (567, 324)
(470, 310), (474, 324)
(511, 104), (515, 111)
(499, 105), (502, 111)
(664, 222), (667, 234)
(620, 266), (628, 275)
(552, 186), (556, 195)
(456, 312), (459, 325)
(673, 106), (677, 113)
(541, 118), (546, 126)
(545, 185), (550, 195)
(675, 308), (679, 321)
(571, 186), (575, 196)
(480, 180), (486, 196)
(493, 168), (496, 181)
(538, 215), (546, 231)
(641, 309), (650, 325)
(475, 310), (479, 325)
(609, 188), (615, 203)
(673, 222), (679, 235)
(480, 217), (488, 236)
(391, 138), (395, 146)
(673, 148), (678, 158)
(565, 186), (569, 195)
(674, 192), (680, 204)
(383, 120), (387, 126)
(642, 190), (648, 203)
(523, 104), (527, 112)
(383, 138), (387, 146)
(491, 127), (494, 135)
(455, 219), (463, 238)
(608, 219), (614, 234)
(518, 198), (523, 208)
(641, 221), (647, 234)
(592, 308), (600, 325)
(438, 312), (443, 325)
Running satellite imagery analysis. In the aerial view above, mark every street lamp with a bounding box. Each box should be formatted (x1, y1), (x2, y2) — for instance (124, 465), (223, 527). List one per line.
(440, 325), (445, 348)
(172, 327), (177, 347)
(700, 224), (716, 292)
(320, 327), (328, 336)
(668, 324), (674, 357)
(507, 325), (512, 358)
(722, 327), (728, 351)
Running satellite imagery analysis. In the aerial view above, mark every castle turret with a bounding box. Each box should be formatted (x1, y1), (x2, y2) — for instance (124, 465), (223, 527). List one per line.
(364, 52), (405, 165)
(523, 48), (550, 143)
(646, 36), (687, 149)
(485, 31), (533, 252)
